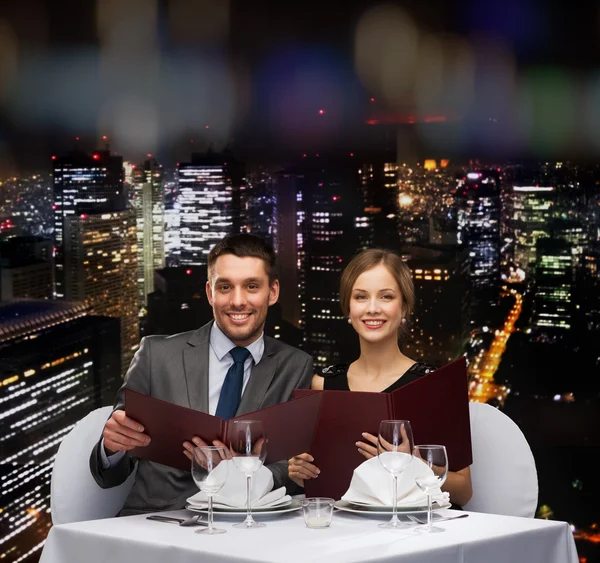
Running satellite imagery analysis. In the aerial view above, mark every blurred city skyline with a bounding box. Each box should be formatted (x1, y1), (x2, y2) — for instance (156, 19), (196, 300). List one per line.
(5, 0), (600, 174)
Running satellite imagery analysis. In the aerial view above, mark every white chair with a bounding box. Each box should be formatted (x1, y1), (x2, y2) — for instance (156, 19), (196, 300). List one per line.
(463, 401), (538, 518)
(50, 406), (137, 525)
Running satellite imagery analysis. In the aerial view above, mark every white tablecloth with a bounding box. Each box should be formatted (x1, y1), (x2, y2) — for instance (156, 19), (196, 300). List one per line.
(39, 508), (578, 563)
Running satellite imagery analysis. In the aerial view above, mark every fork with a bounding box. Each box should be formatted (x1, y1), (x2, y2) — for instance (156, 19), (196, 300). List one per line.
(146, 514), (207, 527)
(407, 513), (469, 525)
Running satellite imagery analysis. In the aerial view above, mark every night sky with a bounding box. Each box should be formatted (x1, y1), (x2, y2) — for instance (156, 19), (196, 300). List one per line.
(1, 0), (600, 173)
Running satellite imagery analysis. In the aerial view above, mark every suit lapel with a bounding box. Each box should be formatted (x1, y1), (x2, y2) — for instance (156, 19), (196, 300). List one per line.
(237, 338), (278, 415)
(183, 322), (212, 412)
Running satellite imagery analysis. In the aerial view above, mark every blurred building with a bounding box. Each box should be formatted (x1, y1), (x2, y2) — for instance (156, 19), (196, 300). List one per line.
(297, 157), (362, 367)
(0, 235), (53, 262)
(429, 216), (458, 245)
(264, 302), (303, 350)
(394, 161), (458, 246)
(177, 151), (243, 266)
(52, 149), (125, 298)
(578, 243), (600, 333)
(533, 239), (574, 333)
(240, 171), (277, 249)
(0, 175), (54, 241)
(456, 170), (502, 291)
(273, 171), (302, 328)
(357, 158), (401, 250)
(0, 236), (53, 300)
(552, 219), (589, 267)
(145, 266), (212, 336)
(63, 211), (138, 375)
(0, 301), (120, 563)
(131, 158), (165, 305)
(163, 171), (181, 266)
(402, 244), (470, 366)
(511, 186), (555, 277)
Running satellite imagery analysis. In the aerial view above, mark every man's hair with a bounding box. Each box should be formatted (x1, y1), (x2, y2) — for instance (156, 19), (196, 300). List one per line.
(207, 234), (278, 283)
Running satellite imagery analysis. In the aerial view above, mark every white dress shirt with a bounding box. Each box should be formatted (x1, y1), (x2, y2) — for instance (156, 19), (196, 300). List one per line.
(100, 323), (264, 468)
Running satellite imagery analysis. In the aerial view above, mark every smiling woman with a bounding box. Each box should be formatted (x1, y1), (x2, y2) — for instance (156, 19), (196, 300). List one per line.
(288, 248), (473, 508)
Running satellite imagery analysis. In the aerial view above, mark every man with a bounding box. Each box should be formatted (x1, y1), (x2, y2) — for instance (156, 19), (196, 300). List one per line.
(89, 234), (313, 515)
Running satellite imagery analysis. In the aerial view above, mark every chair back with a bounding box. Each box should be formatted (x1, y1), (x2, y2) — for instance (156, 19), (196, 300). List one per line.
(463, 401), (538, 518)
(50, 406), (136, 524)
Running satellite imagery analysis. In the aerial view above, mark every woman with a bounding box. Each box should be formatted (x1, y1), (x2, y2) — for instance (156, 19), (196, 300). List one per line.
(288, 249), (473, 507)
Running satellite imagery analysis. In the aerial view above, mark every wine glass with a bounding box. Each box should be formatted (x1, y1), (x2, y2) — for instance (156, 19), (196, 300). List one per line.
(377, 420), (414, 530)
(191, 446), (229, 535)
(413, 445), (448, 534)
(229, 420), (267, 529)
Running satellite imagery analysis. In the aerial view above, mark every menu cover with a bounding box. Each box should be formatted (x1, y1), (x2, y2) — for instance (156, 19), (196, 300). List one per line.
(293, 357), (472, 499)
(125, 390), (322, 471)
(125, 357), (471, 499)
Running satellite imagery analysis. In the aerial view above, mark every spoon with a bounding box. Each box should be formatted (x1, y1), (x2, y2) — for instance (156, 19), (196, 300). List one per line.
(146, 514), (206, 527)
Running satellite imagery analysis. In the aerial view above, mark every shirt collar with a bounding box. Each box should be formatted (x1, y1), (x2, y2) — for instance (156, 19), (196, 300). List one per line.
(210, 321), (264, 365)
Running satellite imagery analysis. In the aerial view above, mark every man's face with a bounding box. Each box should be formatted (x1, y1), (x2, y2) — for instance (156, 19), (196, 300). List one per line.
(206, 254), (279, 346)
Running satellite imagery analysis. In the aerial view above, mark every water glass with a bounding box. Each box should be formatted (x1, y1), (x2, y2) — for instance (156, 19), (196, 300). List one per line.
(413, 444), (448, 534)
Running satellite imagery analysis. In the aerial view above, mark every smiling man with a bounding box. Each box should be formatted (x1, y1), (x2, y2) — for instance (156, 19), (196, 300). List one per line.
(89, 234), (313, 515)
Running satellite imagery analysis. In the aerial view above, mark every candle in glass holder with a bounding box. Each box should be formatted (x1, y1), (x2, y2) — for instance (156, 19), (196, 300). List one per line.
(302, 498), (334, 528)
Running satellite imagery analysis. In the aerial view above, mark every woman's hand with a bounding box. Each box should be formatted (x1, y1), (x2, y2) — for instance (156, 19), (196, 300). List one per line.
(288, 453), (320, 487)
(356, 432), (378, 459)
(356, 423), (411, 459)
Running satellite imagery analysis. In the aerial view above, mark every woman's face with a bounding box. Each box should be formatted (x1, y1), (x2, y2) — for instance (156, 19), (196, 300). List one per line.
(348, 263), (404, 344)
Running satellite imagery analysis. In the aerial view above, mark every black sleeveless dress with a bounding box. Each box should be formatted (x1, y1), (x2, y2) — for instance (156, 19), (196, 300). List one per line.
(319, 362), (436, 392)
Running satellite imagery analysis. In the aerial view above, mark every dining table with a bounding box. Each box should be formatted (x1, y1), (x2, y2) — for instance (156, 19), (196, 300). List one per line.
(39, 506), (578, 563)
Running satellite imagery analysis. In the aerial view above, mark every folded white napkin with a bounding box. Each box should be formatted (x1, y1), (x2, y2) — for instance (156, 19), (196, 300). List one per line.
(341, 456), (451, 508)
(187, 461), (291, 508)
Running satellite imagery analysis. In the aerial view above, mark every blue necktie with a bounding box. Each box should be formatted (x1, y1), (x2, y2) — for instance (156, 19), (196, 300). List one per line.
(215, 347), (251, 420)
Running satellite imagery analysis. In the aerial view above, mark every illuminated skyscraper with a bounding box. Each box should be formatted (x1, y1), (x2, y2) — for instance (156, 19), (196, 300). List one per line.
(298, 157), (361, 367)
(357, 159), (401, 250)
(240, 171), (277, 248)
(163, 170), (180, 266)
(132, 158), (165, 305)
(533, 239), (573, 333)
(456, 170), (502, 291)
(177, 152), (243, 266)
(273, 171), (302, 328)
(578, 243), (600, 332)
(0, 301), (120, 563)
(63, 210), (139, 374)
(403, 244), (470, 365)
(511, 186), (555, 277)
(52, 150), (125, 298)
(552, 219), (589, 267)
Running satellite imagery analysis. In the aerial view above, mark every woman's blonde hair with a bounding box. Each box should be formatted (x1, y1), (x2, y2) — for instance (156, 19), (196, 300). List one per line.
(339, 249), (415, 323)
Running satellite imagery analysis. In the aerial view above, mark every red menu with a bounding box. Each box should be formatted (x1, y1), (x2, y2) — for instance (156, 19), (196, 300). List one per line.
(293, 357), (472, 499)
(125, 357), (471, 500)
(125, 390), (322, 471)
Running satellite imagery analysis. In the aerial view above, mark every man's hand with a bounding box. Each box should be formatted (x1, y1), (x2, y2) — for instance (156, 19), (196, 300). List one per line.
(103, 410), (150, 455)
(288, 453), (320, 487)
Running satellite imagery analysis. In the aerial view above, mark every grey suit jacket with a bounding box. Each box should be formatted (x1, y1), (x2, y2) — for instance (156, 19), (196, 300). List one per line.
(89, 321), (313, 516)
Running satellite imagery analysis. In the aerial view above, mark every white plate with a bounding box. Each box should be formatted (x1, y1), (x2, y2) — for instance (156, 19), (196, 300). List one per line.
(186, 499), (302, 516)
(335, 500), (449, 516)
